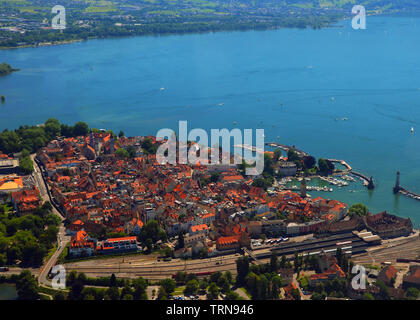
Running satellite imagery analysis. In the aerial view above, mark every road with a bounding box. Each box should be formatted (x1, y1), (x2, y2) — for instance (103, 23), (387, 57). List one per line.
(31, 154), (71, 287)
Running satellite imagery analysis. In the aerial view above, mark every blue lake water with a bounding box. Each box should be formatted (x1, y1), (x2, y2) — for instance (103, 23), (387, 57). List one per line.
(1, 15), (420, 225)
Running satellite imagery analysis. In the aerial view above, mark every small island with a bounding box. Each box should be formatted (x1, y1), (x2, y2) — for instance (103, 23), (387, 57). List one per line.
(0, 62), (19, 76)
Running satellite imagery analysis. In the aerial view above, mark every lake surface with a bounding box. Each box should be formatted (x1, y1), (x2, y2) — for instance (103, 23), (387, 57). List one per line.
(1, 15), (420, 225)
(0, 284), (17, 300)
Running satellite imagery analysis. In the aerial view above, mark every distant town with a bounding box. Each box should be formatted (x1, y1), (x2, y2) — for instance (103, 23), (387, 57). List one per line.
(1, 119), (420, 301)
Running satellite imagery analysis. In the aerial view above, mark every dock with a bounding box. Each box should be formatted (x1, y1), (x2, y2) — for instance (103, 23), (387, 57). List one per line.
(265, 142), (309, 157)
(233, 144), (265, 154)
(326, 158), (352, 171)
(393, 171), (420, 200)
(397, 187), (420, 201)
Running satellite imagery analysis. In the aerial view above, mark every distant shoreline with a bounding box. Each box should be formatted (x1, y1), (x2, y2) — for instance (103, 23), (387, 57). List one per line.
(0, 15), (345, 51)
(0, 39), (84, 50)
(1, 9), (420, 51)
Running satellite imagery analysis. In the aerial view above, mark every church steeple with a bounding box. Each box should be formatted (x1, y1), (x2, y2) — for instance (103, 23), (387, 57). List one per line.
(89, 129), (95, 148)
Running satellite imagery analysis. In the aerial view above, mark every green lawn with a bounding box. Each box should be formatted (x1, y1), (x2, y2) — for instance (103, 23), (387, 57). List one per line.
(173, 286), (186, 295)
(240, 287), (252, 299)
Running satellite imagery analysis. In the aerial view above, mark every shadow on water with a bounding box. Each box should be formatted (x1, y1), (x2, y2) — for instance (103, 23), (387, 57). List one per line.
(393, 193), (400, 214)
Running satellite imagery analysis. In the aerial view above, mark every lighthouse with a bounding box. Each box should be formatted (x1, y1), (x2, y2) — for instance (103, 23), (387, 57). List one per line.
(393, 171), (401, 194)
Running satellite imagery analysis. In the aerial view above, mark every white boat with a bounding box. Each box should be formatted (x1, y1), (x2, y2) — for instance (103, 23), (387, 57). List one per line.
(411, 127), (415, 133)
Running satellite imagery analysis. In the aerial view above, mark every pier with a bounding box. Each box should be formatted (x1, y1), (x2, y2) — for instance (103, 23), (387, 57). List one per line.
(393, 171), (420, 200)
(351, 171), (375, 189)
(233, 144), (265, 154)
(265, 142), (309, 157)
(326, 159), (352, 171)
(398, 187), (420, 201)
(327, 159), (374, 189)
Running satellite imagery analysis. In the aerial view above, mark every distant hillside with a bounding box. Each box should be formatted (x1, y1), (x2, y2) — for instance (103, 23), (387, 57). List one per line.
(1, 0), (419, 48)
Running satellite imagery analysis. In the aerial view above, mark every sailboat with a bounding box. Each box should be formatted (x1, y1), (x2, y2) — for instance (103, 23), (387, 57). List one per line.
(411, 127), (415, 134)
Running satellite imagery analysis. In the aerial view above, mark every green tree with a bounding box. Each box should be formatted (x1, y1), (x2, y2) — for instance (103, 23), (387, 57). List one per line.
(176, 232), (185, 249)
(132, 277), (148, 300)
(273, 148), (282, 160)
(157, 286), (168, 300)
(236, 256), (250, 286)
(142, 138), (157, 154)
(184, 279), (199, 296)
(106, 286), (120, 300)
(406, 287), (420, 299)
(207, 282), (220, 300)
(318, 158), (333, 175)
(363, 292), (375, 300)
(0, 130), (21, 153)
(54, 292), (65, 300)
(199, 279), (208, 292)
(44, 118), (61, 140)
(19, 150), (34, 174)
(225, 290), (242, 300)
(175, 271), (187, 285)
(217, 274), (230, 293)
(159, 278), (176, 295)
(287, 149), (300, 162)
(16, 270), (39, 300)
(303, 156), (316, 169)
(376, 280), (390, 300)
(270, 253), (278, 272)
(115, 148), (130, 159)
(73, 122), (89, 137)
(68, 279), (84, 300)
(291, 288), (301, 300)
(110, 273), (117, 287)
(84, 294), (95, 300)
(139, 220), (166, 243)
(348, 203), (369, 217)
(210, 271), (222, 284)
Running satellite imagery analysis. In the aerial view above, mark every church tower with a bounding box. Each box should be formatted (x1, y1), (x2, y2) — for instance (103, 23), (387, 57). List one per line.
(300, 179), (307, 198)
